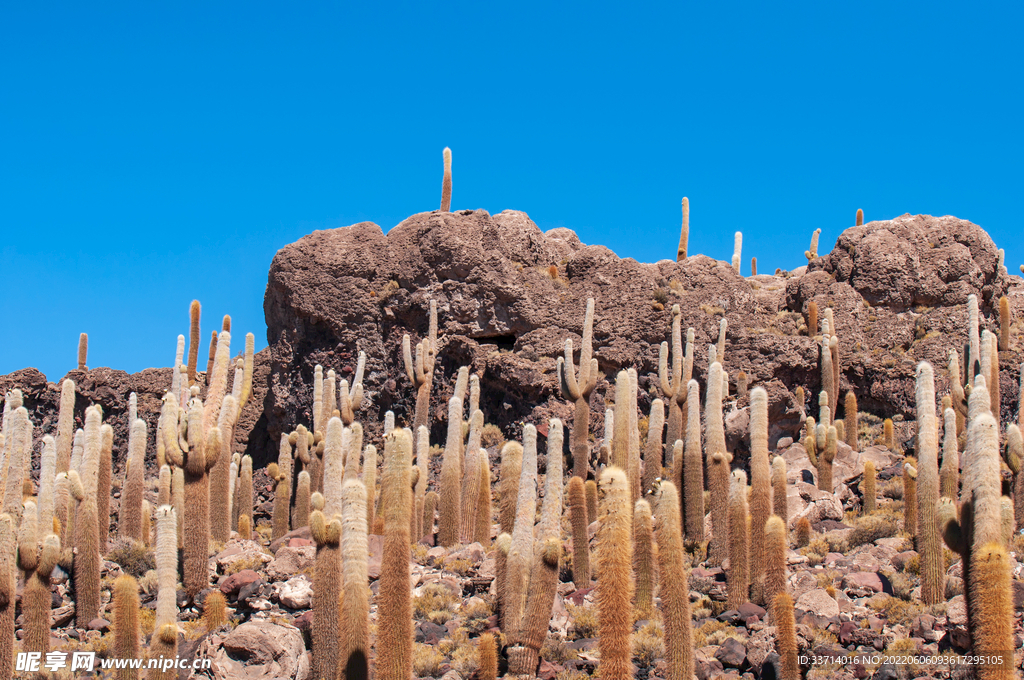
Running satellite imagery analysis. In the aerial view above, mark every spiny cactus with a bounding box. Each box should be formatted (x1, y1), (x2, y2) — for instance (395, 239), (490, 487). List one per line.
(998, 295), (1010, 351)
(794, 516), (811, 547)
(237, 455), (253, 534)
(0, 515), (15, 680)
(642, 398), (665, 495)
(19, 501), (60, 656)
(567, 476), (590, 585)
(903, 457), (918, 536)
(805, 228), (821, 261)
(508, 420), (564, 675)
(732, 231), (742, 274)
(682, 379), (704, 541)
(162, 393), (222, 598)
(883, 418), (895, 450)
(210, 394), (238, 543)
(658, 305), (689, 461)
(677, 197), (689, 261)
(478, 633), (498, 680)
(1006, 424), (1022, 530)
(141, 500), (152, 547)
(313, 364), (325, 436)
(632, 498), (655, 620)
(773, 591), (800, 680)
(596, 467), (634, 680)
(310, 500), (342, 680)
(652, 480), (693, 680)
(862, 460), (876, 514)
(271, 433), (293, 540)
(967, 294), (981, 386)
(421, 490), (438, 541)
(202, 590), (228, 631)
(440, 146), (452, 211)
(855, 208), (863, 226)
(772, 456), (788, 521)
(121, 419), (147, 542)
(55, 378), (76, 475)
(971, 542), (1015, 679)
(750, 257), (757, 276)
(459, 410), (484, 543)
(736, 370), (748, 399)
(558, 297), (598, 478)
(748, 387), (771, 604)
(586, 479), (598, 526)
(377, 428), (413, 680)
(504, 425), (538, 638)
(186, 299), (201, 386)
(727, 470), (750, 608)
(438, 396), (464, 548)
(204, 330), (217, 378)
(73, 458), (102, 626)
(627, 368), (642, 502)
(940, 406), (960, 501)
(413, 424), (430, 540)
(340, 477), (369, 679)
(816, 425), (837, 492)
(843, 391), (858, 449)
(149, 505), (178, 678)
(763, 515), (788, 623)
(113, 574), (141, 680)
(364, 443), (378, 534)
(238, 514), (251, 540)
(474, 445), (493, 545)
(717, 318), (728, 364)
(78, 331), (88, 370)
(322, 417), (345, 519)
(98, 422), (114, 552)
(915, 362), (944, 604)
(294, 470), (311, 528)
(402, 299), (438, 460)
(36, 434), (57, 540)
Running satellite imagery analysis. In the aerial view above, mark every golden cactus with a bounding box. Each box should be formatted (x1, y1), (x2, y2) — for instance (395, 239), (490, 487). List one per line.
(763, 515), (788, 622)
(294, 470), (311, 528)
(862, 460), (876, 514)
(77, 331), (88, 370)
(474, 446), (493, 545)
(641, 398), (665, 495)
(310, 508), (342, 680)
(121, 419), (147, 542)
(855, 208), (863, 226)
(998, 295), (1010, 351)
(903, 457), (918, 537)
(113, 574), (141, 680)
(727, 470), (750, 608)
(771, 456), (788, 521)
(794, 517), (811, 548)
(844, 391), (858, 449)
(596, 467), (634, 680)
(748, 387), (771, 604)
(773, 592), (800, 680)
(653, 480), (693, 680)
(187, 300), (201, 385)
(558, 297), (598, 478)
(376, 428), (413, 680)
(632, 498), (655, 620)
(340, 477), (369, 679)
(438, 396), (464, 547)
(568, 476), (590, 585)
(683, 379), (704, 541)
(915, 364), (943, 605)
(440, 147), (452, 211)
(504, 425), (538, 637)
(478, 633), (498, 680)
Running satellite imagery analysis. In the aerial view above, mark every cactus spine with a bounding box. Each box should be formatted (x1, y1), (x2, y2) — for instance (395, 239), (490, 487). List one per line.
(568, 476), (590, 585)
(915, 362), (943, 604)
(642, 398), (665, 495)
(503, 425), (537, 638)
(114, 574), (141, 680)
(682, 379), (704, 541)
(653, 481), (693, 680)
(508, 420), (564, 675)
(310, 499), (342, 680)
(438, 396), (464, 547)
(772, 456), (788, 521)
(727, 470), (750, 608)
(748, 387), (771, 604)
(763, 515), (788, 622)
(596, 467), (634, 680)
(677, 197), (689, 261)
(632, 498), (655, 620)
(773, 592), (800, 680)
(340, 476), (369, 679)
(862, 460), (876, 514)
(941, 407), (959, 500)
(377, 428), (413, 680)
(122, 418), (147, 542)
(558, 297), (597, 478)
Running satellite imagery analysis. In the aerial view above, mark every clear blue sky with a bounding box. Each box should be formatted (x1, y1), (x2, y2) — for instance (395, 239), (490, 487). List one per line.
(3, 2), (1021, 380)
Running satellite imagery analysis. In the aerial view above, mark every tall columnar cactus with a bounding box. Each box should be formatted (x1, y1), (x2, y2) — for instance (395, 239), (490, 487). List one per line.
(773, 591), (800, 680)
(55, 378), (76, 477)
(727, 470), (750, 609)
(205, 330), (217, 379)
(73, 444), (102, 627)
(377, 428), (413, 680)
(19, 501), (60, 656)
(596, 467), (634, 680)
(682, 379), (704, 541)
(653, 481), (693, 680)
(162, 393), (222, 598)
(659, 305), (688, 460)
(677, 197), (689, 261)
(114, 574), (141, 680)
(440, 147), (452, 211)
(322, 417), (345, 519)
(904, 456), (918, 537)
(817, 425), (837, 492)
(632, 498), (655, 621)
(474, 445), (493, 545)
(1006, 424), (1023, 529)
(585, 479), (598, 527)
(567, 476), (590, 585)
(237, 455), (253, 535)
(988, 331), (1000, 416)
(855, 208), (864, 226)
(915, 362), (944, 604)
(627, 369), (642, 502)
(148, 505), (178, 679)
(340, 477), (369, 680)
(294, 470), (311, 528)
(821, 335), (834, 416)
(122, 419), (147, 542)
(422, 490), (437, 540)
(270, 434), (293, 540)
(941, 407), (960, 500)
(508, 420), (564, 674)
(732, 232), (742, 273)
(98, 423), (114, 552)
(210, 395), (238, 542)
(364, 443), (378, 534)
(844, 391), (858, 448)
(612, 370), (631, 474)
(187, 300), (201, 386)
(736, 370), (748, 399)
(504, 426), (537, 638)
(459, 410), (484, 543)
(78, 332), (89, 370)
(141, 500), (152, 547)
(763, 515), (788, 622)
(748, 387), (772, 604)
(949, 350), (967, 437)
(37, 434), (57, 539)
(0, 514), (15, 680)
(402, 300), (438, 463)
(772, 456), (788, 521)
(717, 318), (728, 364)
(706, 362), (731, 564)
(883, 418), (895, 450)
(971, 542), (1015, 680)
(558, 297), (597, 478)
(313, 364), (324, 437)
(478, 633), (498, 680)
(438, 396), (464, 547)
(998, 295), (1010, 351)
(967, 294), (980, 385)
(862, 461), (877, 514)
(337, 352), (366, 427)
(309, 496), (342, 680)
(642, 399), (665, 495)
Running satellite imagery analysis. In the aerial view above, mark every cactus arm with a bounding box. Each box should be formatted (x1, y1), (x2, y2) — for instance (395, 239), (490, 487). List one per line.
(204, 428), (222, 473)
(658, 342), (675, 398)
(937, 498), (964, 554)
(1003, 424), (1022, 474)
(401, 335), (416, 386)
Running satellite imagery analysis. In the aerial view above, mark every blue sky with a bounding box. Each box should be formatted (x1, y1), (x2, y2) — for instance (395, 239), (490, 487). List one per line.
(2, 2), (1021, 380)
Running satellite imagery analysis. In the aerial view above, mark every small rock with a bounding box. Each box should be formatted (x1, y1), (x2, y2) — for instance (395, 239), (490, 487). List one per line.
(267, 546), (316, 581)
(842, 572), (883, 593)
(795, 588), (840, 619)
(736, 602), (766, 620)
(287, 538), (314, 548)
(87, 618), (110, 632)
(268, 526), (313, 553)
(416, 621), (448, 645)
(220, 569), (262, 596)
(714, 637), (747, 668)
(872, 663), (898, 680)
(278, 576), (313, 609)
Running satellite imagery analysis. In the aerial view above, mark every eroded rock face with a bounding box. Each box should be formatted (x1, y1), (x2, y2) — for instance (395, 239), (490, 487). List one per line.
(261, 209), (1020, 469)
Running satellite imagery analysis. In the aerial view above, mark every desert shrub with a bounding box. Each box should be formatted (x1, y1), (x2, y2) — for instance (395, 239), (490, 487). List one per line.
(846, 515), (897, 549)
(106, 538), (155, 578)
(413, 582), (459, 622)
(481, 424), (504, 449)
(541, 634), (579, 664)
(566, 602), (598, 639)
(413, 643), (445, 677)
(632, 621), (664, 666)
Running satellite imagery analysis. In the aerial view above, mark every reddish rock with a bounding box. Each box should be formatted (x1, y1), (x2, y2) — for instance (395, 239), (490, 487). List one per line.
(220, 569), (261, 596)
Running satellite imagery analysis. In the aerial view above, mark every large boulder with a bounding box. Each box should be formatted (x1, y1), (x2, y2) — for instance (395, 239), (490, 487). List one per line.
(208, 620), (310, 680)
